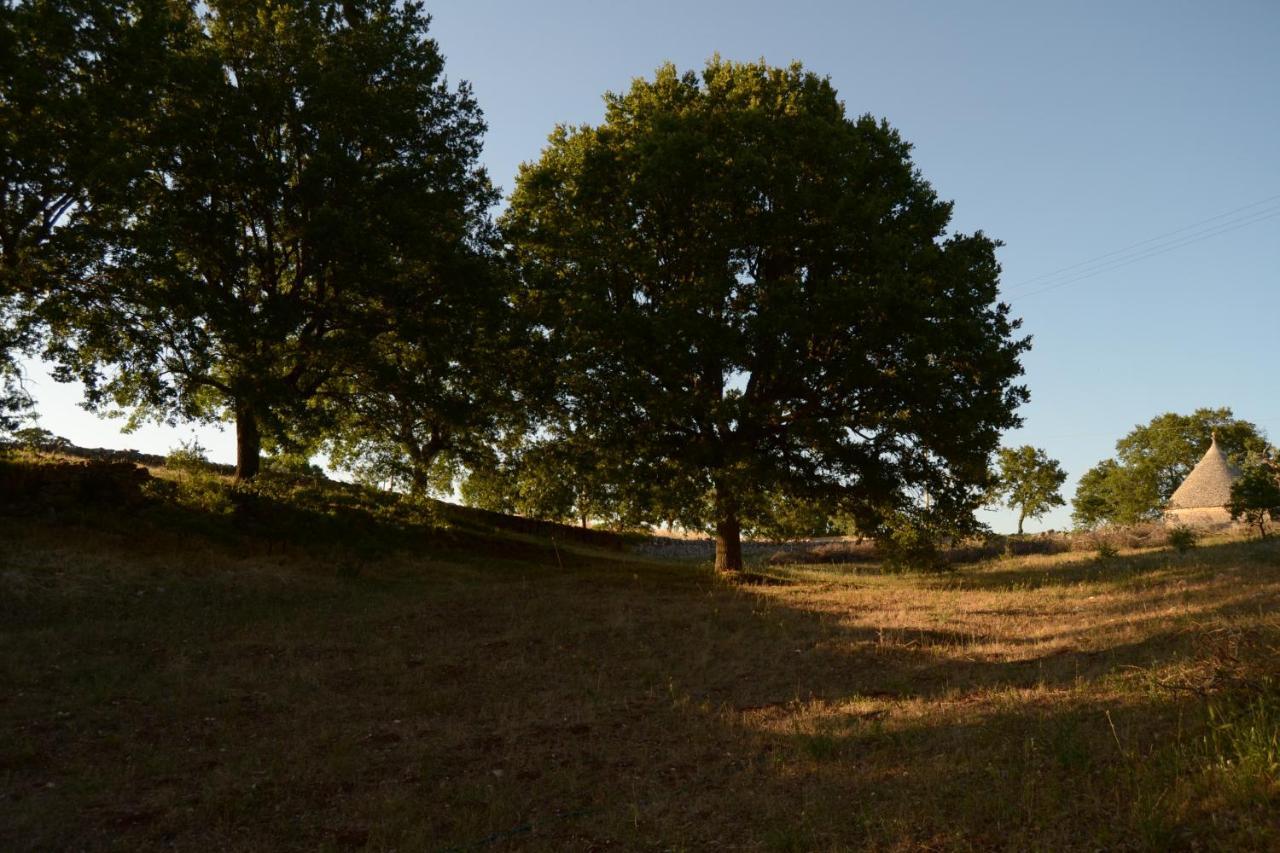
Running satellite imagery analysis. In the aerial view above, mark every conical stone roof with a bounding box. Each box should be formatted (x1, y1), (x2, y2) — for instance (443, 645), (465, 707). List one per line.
(1168, 435), (1241, 510)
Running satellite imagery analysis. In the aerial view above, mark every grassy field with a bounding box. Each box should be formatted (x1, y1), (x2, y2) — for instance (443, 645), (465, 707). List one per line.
(3, 460), (1280, 850)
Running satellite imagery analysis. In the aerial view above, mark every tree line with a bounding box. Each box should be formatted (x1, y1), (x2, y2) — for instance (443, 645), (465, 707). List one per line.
(6, 0), (1050, 571)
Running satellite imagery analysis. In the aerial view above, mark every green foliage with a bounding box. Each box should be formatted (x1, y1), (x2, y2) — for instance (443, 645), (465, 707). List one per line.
(1073, 408), (1271, 528)
(0, 378), (32, 434)
(1167, 525), (1199, 553)
(878, 518), (945, 571)
(43, 0), (498, 481)
(322, 199), (520, 498)
(1071, 459), (1148, 528)
(504, 57), (1029, 570)
(990, 445), (1066, 534)
(1096, 541), (1119, 560)
(164, 439), (211, 475)
(462, 441), (579, 523)
(873, 504), (984, 571)
(1227, 463), (1280, 538)
(260, 452), (325, 480)
(164, 440), (233, 514)
(1187, 687), (1280, 809)
(461, 434), (650, 530)
(745, 492), (840, 541)
(0, 0), (156, 427)
(3, 425), (70, 453)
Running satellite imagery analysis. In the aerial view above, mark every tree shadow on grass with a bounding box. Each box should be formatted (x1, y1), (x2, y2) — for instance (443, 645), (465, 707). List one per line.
(4, 510), (1280, 852)
(409, 560), (1278, 850)
(0, 457), (636, 590)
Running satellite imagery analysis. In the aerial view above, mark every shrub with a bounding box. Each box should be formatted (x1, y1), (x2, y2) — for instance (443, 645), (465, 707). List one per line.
(262, 452), (325, 479)
(1168, 525), (1199, 553)
(1096, 542), (1119, 560)
(1068, 523), (1172, 555)
(165, 441), (233, 515)
(877, 517), (947, 572)
(1227, 463), (1280, 538)
(165, 440), (212, 475)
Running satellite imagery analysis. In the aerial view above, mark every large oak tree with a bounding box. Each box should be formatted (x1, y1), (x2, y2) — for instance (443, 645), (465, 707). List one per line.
(505, 59), (1029, 572)
(45, 0), (496, 479)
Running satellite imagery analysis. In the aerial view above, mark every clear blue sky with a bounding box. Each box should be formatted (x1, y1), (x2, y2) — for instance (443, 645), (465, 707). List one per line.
(22, 0), (1280, 532)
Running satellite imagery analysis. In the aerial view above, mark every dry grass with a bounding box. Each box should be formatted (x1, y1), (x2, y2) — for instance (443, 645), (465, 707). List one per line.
(766, 522), (1219, 567)
(3, 471), (1280, 850)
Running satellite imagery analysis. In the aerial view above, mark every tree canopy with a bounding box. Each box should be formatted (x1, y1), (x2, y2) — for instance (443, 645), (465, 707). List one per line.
(1227, 462), (1280, 538)
(0, 0), (175, 429)
(1072, 408), (1271, 528)
(990, 445), (1066, 534)
(42, 0), (500, 479)
(504, 58), (1029, 571)
(321, 240), (520, 497)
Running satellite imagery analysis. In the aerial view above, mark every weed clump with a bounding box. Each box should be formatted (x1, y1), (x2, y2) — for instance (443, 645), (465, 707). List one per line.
(1202, 689), (1280, 784)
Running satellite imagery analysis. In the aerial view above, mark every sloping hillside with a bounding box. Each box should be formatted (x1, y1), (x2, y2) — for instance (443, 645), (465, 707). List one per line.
(2, 451), (1279, 850)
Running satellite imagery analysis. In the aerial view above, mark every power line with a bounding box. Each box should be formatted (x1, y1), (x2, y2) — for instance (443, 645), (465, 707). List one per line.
(1008, 190), (1280, 290)
(1007, 206), (1280, 300)
(1000, 191), (1280, 300)
(1006, 204), (1280, 298)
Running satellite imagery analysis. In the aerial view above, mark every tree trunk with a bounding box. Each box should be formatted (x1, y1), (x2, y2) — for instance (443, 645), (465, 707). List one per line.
(409, 466), (430, 497)
(714, 508), (743, 573)
(405, 431), (447, 497)
(235, 403), (261, 482)
(1016, 510), (1025, 536)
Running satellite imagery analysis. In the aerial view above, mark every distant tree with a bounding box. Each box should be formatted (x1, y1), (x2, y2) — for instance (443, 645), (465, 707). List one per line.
(460, 441), (577, 523)
(461, 433), (648, 530)
(44, 0), (497, 480)
(323, 255), (520, 498)
(1072, 408), (1270, 528)
(1114, 409), (1267, 498)
(1071, 459), (1152, 528)
(1227, 462), (1280, 538)
(745, 492), (840, 541)
(504, 58), (1029, 572)
(990, 445), (1066, 534)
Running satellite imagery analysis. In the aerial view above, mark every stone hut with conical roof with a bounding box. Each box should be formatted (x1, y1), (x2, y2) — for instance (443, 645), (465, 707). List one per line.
(1165, 434), (1241, 526)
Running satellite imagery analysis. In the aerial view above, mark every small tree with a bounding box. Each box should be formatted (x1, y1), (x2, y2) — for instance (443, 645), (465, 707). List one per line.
(746, 492), (840, 541)
(1227, 463), (1280, 538)
(990, 445), (1067, 534)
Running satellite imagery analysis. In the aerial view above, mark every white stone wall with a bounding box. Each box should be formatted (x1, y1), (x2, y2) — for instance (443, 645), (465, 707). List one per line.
(1165, 506), (1234, 527)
